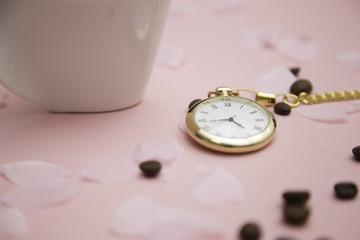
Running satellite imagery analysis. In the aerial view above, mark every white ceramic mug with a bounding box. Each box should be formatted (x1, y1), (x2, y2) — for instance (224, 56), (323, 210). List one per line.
(0, 0), (171, 112)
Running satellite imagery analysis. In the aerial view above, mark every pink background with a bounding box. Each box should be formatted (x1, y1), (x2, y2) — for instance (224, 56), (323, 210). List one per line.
(1, 0), (360, 239)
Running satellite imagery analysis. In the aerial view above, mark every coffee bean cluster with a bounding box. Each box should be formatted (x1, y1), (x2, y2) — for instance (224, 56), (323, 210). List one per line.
(274, 67), (312, 116)
(282, 190), (311, 225)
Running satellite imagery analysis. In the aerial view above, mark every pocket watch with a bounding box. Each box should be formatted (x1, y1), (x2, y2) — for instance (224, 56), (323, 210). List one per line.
(186, 87), (277, 153)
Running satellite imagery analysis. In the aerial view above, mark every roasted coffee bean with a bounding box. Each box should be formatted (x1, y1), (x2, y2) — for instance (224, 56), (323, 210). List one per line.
(289, 67), (300, 77)
(188, 99), (202, 109)
(139, 160), (161, 178)
(283, 191), (310, 205)
(274, 102), (291, 115)
(290, 79), (313, 96)
(239, 222), (261, 240)
(283, 205), (310, 225)
(352, 146), (360, 161)
(334, 182), (358, 199)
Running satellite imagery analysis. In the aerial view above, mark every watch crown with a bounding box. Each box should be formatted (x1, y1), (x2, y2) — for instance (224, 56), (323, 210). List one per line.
(208, 87), (238, 97)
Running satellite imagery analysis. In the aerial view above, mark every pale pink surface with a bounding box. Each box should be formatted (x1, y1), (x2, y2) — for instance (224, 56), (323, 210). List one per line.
(0, 0), (360, 240)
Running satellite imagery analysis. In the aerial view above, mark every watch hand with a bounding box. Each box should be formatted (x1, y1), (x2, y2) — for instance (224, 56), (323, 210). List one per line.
(228, 116), (245, 128)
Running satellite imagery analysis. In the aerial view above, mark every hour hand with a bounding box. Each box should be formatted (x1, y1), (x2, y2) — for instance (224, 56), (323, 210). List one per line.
(229, 117), (245, 128)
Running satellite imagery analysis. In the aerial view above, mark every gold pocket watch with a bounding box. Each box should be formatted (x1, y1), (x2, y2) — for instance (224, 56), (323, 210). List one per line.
(186, 87), (277, 153)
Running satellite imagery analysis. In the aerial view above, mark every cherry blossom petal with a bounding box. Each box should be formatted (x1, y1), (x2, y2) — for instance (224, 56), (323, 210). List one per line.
(254, 66), (297, 94)
(178, 113), (188, 135)
(190, 167), (245, 208)
(336, 50), (360, 70)
(240, 25), (281, 49)
(111, 196), (222, 239)
(133, 131), (182, 163)
(81, 157), (135, 183)
(147, 210), (223, 240)
(132, 131), (185, 181)
(278, 35), (318, 62)
(154, 45), (185, 73)
(1, 160), (74, 186)
(0, 206), (28, 239)
(1, 180), (77, 209)
(294, 103), (358, 122)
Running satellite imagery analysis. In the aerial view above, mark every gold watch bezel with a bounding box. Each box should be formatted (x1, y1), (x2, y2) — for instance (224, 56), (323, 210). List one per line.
(185, 96), (277, 153)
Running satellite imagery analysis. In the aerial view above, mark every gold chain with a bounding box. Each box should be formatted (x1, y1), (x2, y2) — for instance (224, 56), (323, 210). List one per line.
(281, 90), (360, 108)
(208, 87), (360, 108)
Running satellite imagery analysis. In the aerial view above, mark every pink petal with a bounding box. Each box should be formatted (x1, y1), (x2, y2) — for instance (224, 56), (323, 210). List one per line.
(111, 196), (167, 237)
(81, 157), (135, 183)
(1, 180), (77, 209)
(336, 50), (360, 70)
(133, 131), (182, 163)
(240, 25), (281, 49)
(133, 131), (185, 181)
(111, 196), (222, 239)
(254, 66), (297, 94)
(156, 149), (185, 182)
(154, 45), (186, 72)
(258, 24), (281, 48)
(294, 103), (358, 122)
(190, 167), (245, 208)
(1, 160), (74, 186)
(278, 35), (318, 62)
(178, 113), (188, 135)
(0, 206), (28, 239)
(147, 211), (222, 240)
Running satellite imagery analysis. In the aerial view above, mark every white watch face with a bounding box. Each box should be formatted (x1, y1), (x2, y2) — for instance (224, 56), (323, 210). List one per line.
(194, 99), (270, 139)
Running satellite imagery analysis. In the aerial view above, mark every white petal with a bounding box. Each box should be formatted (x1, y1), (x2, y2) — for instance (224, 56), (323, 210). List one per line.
(111, 196), (222, 239)
(294, 103), (358, 122)
(111, 196), (166, 237)
(178, 113), (188, 135)
(336, 50), (360, 70)
(279, 35), (318, 62)
(240, 24), (281, 49)
(1, 180), (77, 209)
(190, 167), (245, 208)
(147, 210), (222, 240)
(133, 131), (182, 163)
(0, 206), (28, 239)
(1, 160), (74, 186)
(155, 45), (185, 69)
(81, 157), (135, 183)
(254, 66), (297, 94)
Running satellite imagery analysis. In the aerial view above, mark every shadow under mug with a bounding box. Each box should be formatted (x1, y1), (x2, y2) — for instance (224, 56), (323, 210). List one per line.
(0, 0), (171, 112)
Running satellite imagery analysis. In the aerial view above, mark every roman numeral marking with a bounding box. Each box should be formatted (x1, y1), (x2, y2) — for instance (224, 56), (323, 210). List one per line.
(210, 104), (218, 109)
(250, 110), (257, 114)
(255, 119), (264, 122)
(253, 126), (262, 131)
(224, 102), (231, 107)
